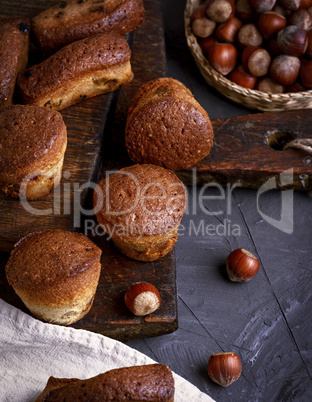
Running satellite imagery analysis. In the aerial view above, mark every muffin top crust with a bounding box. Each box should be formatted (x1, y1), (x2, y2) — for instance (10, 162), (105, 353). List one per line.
(94, 164), (187, 236)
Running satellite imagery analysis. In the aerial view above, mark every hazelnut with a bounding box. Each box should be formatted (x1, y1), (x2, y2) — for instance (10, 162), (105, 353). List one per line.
(256, 77), (285, 93)
(278, 0), (301, 11)
(236, 0), (258, 22)
(267, 37), (283, 56)
(301, 0), (312, 8)
(124, 282), (161, 316)
(205, 0), (235, 23)
(272, 5), (288, 17)
(200, 36), (218, 58)
(208, 42), (238, 75)
(226, 248), (260, 282)
(237, 23), (263, 48)
(247, 0), (277, 13)
(286, 81), (307, 92)
(228, 65), (257, 88)
(242, 46), (271, 77)
(300, 59), (312, 88)
(306, 29), (312, 59)
(258, 11), (287, 40)
(270, 54), (301, 85)
(208, 352), (242, 387)
(191, 18), (216, 38)
(191, 6), (216, 38)
(288, 9), (312, 30)
(215, 16), (243, 43)
(277, 25), (308, 57)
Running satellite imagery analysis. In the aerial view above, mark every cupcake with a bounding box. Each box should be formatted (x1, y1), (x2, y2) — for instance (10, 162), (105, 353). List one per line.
(125, 77), (214, 171)
(94, 164), (187, 262)
(0, 105), (67, 200)
(17, 33), (134, 111)
(5, 229), (102, 325)
(0, 17), (30, 109)
(35, 364), (174, 402)
(31, 0), (145, 56)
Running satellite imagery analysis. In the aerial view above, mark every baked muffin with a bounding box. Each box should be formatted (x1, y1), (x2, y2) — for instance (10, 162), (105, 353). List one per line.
(35, 364), (174, 401)
(0, 105), (67, 200)
(17, 33), (133, 111)
(125, 77), (214, 171)
(5, 230), (102, 326)
(94, 164), (187, 262)
(0, 17), (30, 109)
(32, 0), (145, 56)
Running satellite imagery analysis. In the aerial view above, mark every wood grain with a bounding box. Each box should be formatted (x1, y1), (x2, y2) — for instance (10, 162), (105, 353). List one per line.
(178, 109), (312, 191)
(0, 0), (177, 341)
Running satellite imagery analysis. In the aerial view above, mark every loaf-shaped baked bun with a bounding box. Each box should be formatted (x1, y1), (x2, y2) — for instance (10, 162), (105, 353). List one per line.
(94, 164), (187, 262)
(0, 105), (67, 200)
(0, 17), (30, 109)
(35, 364), (174, 401)
(17, 33), (133, 111)
(32, 0), (145, 56)
(5, 229), (102, 326)
(125, 77), (214, 171)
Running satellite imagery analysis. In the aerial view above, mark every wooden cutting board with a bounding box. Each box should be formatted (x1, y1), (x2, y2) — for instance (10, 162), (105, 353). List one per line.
(0, 0), (177, 341)
(177, 110), (312, 191)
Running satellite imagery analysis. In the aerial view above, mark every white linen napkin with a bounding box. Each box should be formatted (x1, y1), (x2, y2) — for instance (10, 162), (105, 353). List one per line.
(0, 299), (214, 401)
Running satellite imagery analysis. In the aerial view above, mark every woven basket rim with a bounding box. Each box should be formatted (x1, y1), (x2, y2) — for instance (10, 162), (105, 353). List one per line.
(184, 0), (312, 111)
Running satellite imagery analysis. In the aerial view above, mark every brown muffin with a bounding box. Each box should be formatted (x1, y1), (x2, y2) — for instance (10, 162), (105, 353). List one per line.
(125, 77), (214, 171)
(0, 105), (67, 200)
(94, 164), (187, 262)
(5, 230), (102, 326)
(32, 0), (145, 56)
(35, 364), (174, 401)
(0, 17), (30, 109)
(17, 33), (133, 111)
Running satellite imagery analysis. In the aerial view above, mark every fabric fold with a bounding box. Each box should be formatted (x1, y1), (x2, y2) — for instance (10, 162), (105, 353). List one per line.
(0, 299), (214, 401)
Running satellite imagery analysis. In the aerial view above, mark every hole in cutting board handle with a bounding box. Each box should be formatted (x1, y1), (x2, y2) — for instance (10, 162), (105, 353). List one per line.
(266, 131), (297, 151)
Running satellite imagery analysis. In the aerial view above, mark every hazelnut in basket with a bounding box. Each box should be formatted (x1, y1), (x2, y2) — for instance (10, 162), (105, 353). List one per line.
(186, 0), (312, 111)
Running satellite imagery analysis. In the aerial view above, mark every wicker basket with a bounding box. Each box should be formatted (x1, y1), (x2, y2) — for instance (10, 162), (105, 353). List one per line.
(185, 0), (312, 112)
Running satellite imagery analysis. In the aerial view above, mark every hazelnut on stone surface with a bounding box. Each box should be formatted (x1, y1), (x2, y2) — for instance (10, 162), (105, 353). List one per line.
(226, 248), (259, 282)
(208, 352), (242, 387)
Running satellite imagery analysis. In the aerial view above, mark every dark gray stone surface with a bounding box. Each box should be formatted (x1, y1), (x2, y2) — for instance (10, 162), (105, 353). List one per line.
(127, 1), (312, 400)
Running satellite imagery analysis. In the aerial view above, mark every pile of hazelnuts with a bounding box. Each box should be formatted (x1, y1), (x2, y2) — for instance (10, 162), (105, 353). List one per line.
(190, 0), (312, 93)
